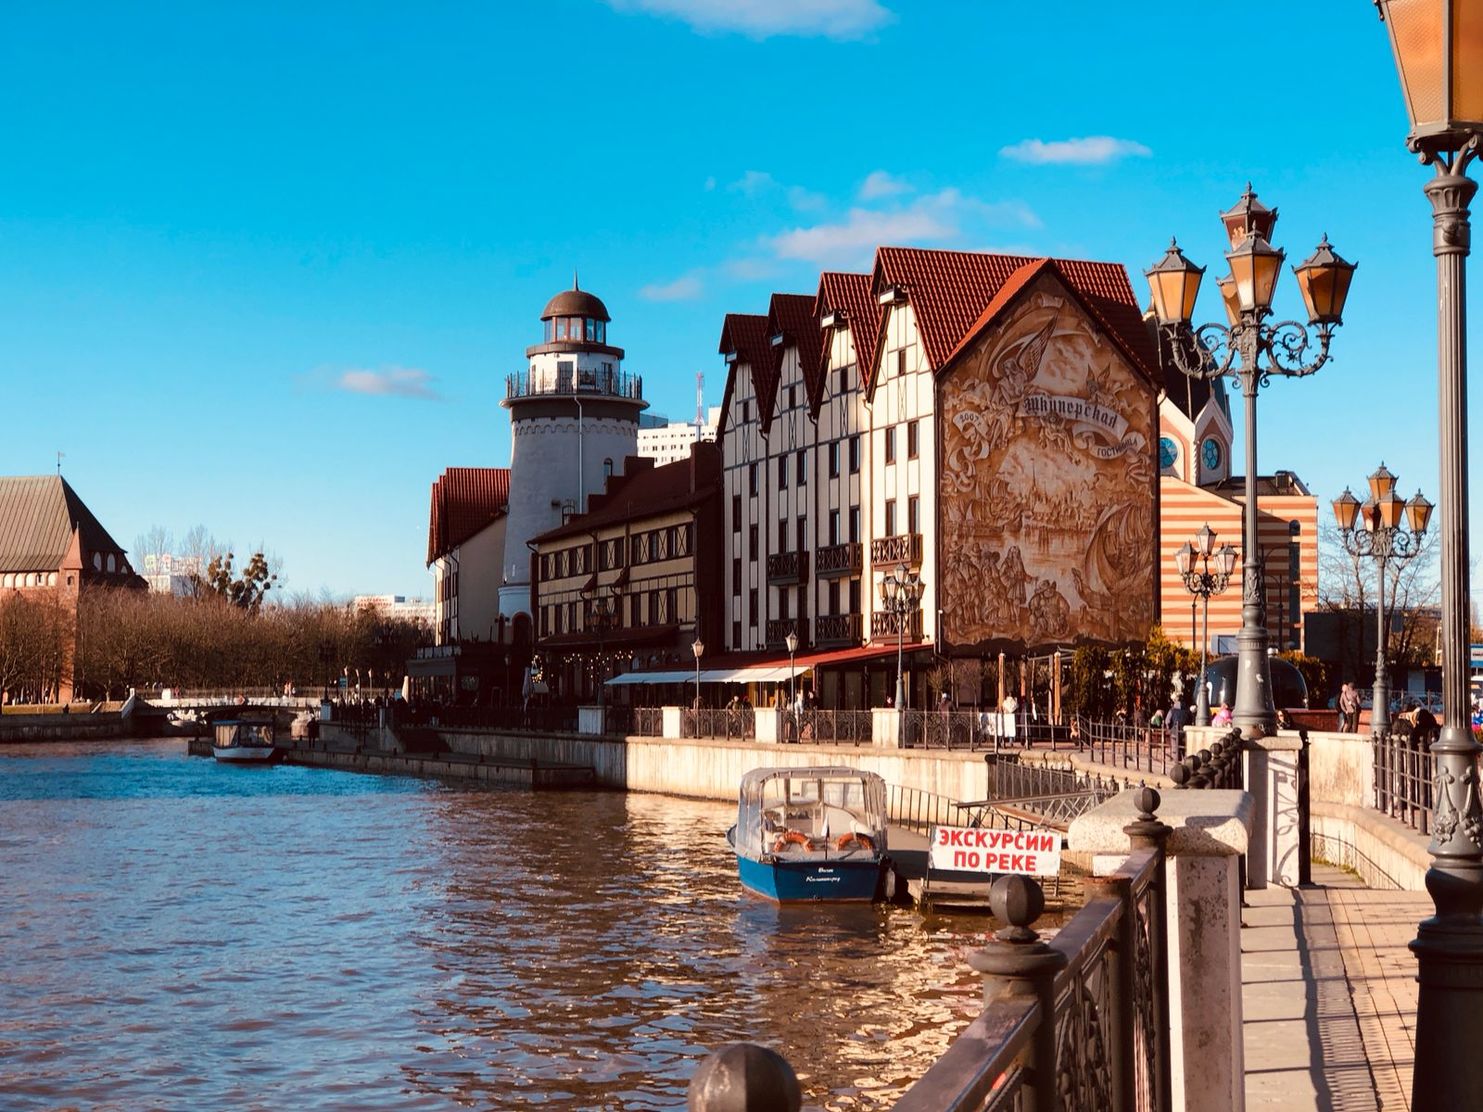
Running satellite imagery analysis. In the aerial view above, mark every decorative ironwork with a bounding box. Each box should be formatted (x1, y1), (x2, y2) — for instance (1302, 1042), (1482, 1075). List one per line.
(1055, 943), (1115, 1109)
(814, 541), (863, 578)
(505, 367), (643, 401)
(765, 618), (807, 649)
(871, 608), (921, 641)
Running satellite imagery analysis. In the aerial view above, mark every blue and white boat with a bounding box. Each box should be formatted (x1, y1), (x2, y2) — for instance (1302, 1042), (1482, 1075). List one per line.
(727, 766), (890, 903)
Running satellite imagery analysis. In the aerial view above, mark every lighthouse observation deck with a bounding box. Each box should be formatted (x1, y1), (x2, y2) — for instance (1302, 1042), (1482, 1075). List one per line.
(504, 366), (643, 403)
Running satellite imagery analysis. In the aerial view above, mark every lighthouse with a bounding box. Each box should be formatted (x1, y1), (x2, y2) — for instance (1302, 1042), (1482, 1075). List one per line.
(498, 279), (646, 621)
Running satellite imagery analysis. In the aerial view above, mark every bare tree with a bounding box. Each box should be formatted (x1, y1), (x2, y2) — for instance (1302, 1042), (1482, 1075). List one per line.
(1317, 519), (1441, 682)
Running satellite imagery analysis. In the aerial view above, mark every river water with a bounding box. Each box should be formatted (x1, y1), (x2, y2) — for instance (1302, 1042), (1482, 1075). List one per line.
(0, 740), (1001, 1110)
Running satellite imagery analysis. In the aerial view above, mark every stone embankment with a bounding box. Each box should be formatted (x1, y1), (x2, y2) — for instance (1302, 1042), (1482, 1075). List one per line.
(0, 710), (130, 743)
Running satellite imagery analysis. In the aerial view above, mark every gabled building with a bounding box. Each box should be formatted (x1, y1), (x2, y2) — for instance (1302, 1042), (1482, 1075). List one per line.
(426, 467), (511, 646)
(719, 247), (1162, 708)
(0, 475), (144, 701)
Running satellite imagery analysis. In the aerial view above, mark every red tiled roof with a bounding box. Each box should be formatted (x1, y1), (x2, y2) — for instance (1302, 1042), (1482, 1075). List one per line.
(717, 313), (773, 438)
(870, 246), (1158, 380)
(767, 292), (823, 417)
(528, 444), (721, 544)
(0, 475), (136, 578)
(814, 271), (880, 406)
(427, 467), (511, 564)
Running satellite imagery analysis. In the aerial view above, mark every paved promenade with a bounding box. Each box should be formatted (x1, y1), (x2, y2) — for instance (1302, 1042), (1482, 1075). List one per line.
(1243, 865), (1430, 1110)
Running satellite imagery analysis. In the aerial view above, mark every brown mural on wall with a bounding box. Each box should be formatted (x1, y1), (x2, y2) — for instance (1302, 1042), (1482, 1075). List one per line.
(940, 278), (1156, 651)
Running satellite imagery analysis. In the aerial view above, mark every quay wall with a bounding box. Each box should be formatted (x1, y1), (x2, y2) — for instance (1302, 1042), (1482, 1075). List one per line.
(0, 712), (129, 743)
(436, 728), (990, 802)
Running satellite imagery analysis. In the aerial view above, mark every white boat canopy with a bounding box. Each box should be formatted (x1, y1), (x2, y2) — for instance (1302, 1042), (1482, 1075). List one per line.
(605, 664), (812, 686)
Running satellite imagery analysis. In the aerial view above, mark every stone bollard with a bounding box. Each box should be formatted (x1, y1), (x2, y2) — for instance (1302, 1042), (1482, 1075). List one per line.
(687, 1043), (801, 1112)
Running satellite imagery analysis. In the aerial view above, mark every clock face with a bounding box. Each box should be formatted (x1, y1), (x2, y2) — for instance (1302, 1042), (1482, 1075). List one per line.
(1158, 436), (1178, 470)
(1202, 437), (1223, 472)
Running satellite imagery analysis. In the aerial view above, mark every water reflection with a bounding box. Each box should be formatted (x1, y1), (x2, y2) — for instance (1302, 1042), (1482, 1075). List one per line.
(0, 741), (996, 1110)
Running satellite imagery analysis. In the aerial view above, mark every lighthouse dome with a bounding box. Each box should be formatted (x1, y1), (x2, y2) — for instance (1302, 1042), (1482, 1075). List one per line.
(541, 285), (610, 323)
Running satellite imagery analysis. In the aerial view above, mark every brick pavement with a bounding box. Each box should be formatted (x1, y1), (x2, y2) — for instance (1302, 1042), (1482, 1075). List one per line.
(1243, 865), (1428, 1111)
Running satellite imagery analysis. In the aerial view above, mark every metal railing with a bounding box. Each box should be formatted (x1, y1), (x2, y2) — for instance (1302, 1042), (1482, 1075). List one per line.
(428, 705), (579, 733)
(813, 612), (861, 646)
(764, 618), (808, 648)
(1075, 716), (1187, 776)
(765, 550), (809, 584)
(782, 708), (873, 745)
(683, 707), (756, 740)
(632, 706), (663, 736)
(1374, 728), (1433, 834)
(871, 608), (921, 640)
(886, 783), (970, 837)
(986, 752), (1137, 804)
(689, 790), (1176, 1112)
(870, 532), (923, 565)
(505, 367), (642, 401)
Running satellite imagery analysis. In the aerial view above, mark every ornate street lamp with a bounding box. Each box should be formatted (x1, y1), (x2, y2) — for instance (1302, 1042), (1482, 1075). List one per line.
(1333, 466), (1433, 736)
(1374, 4), (1483, 1104)
(879, 562), (924, 711)
(691, 635), (705, 711)
(1175, 525), (1239, 726)
(583, 586), (616, 710)
(1147, 190), (1356, 739)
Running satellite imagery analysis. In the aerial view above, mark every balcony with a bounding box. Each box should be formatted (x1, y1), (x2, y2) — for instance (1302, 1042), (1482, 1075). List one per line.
(505, 367), (643, 402)
(814, 542), (863, 579)
(871, 608), (922, 642)
(814, 613), (862, 647)
(871, 533), (923, 566)
(766, 550), (810, 585)
(766, 618), (809, 649)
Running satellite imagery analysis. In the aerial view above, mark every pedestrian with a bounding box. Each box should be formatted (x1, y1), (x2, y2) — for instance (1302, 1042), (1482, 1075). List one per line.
(1339, 683), (1360, 733)
(1212, 701), (1233, 727)
(1166, 696), (1188, 755)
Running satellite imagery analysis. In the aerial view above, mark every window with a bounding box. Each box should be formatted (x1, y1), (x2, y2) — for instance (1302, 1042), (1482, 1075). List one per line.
(849, 505), (860, 543)
(732, 557), (741, 591)
(828, 580), (840, 615)
(743, 400), (750, 423)
(907, 419), (919, 459)
(897, 348), (907, 377)
(749, 524), (758, 560)
(885, 499), (897, 536)
(849, 578), (861, 614)
(749, 463), (758, 496)
(732, 494), (741, 530)
(908, 495), (920, 534)
(585, 318), (597, 341)
(796, 450), (807, 485)
(789, 385), (797, 409)
(828, 441), (840, 478)
(837, 365), (847, 393)
(778, 519), (788, 552)
(667, 587), (678, 623)
(748, 588), (758, 625)
(603, 457), (614, 479)
(828, 509), (840, 546)
(778, 455), (788, 489)
(732, 620), (742, 646)
(778, 588), (790, 620)
(848, 435), (860, 473)
(630, 595), (642, 626)
(796, 515), (807, 554)
(884, 426), (896, 465)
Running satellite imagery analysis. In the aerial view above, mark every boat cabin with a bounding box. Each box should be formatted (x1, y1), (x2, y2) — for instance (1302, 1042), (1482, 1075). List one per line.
(736, 766), (887, 860)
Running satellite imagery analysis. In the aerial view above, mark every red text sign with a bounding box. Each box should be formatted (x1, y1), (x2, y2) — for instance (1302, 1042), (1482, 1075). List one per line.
(928, 825), (1061, 876)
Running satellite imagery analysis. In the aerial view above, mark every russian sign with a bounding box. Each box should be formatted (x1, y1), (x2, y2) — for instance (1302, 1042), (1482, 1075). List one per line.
(929, 824), (1061, 876)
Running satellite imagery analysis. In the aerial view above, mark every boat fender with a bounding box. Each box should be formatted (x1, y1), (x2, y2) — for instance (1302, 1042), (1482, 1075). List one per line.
(772, 830), (811, 853)
(836, 832), (874, 852)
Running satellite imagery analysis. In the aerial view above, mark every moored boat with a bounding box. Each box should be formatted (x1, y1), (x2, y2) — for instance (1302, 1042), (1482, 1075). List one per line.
(211, 719), (278, 764)
(728, 766), (889, 903)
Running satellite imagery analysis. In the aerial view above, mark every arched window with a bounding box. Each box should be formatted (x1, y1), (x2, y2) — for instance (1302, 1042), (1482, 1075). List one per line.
(47, 572), (56, 587)
(603, 457), (614, 479)
(106, 554), (116, 573)
(1, 573), (11, 589)
(92, 553), (102, 570)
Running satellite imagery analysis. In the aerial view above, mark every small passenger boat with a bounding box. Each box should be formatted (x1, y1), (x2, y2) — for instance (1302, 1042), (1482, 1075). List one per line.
(727, 766), (890, 902)
(211, 719), (278, 764)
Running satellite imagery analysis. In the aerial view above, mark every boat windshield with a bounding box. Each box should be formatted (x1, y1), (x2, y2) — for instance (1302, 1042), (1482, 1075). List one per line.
(737, 771), (886, 857)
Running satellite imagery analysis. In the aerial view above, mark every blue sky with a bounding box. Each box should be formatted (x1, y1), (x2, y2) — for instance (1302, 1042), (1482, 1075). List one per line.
(1, 1), (1476, 602)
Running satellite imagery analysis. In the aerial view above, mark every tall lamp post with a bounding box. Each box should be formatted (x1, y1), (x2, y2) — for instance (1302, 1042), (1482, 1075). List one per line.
(583, 587), (616, 711)
(879, 562), (924, 711)
(691, 635), (704, 711)
(1175, 524), (1238, 726)
(1146, 189), (1356, 738)
(1374, 4), (1483, 1104)
(785, 630), (799, 711)
(1332, 465), (1433, 737)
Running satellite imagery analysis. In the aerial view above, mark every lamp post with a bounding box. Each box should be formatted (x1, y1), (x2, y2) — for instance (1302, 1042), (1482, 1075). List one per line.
(583, 586), (616, 710)
(1147, 189), (1356, 739)
(1374, 4), (1483, 1104)
(879, 561), (925, 711)
(691, 635), (704, 711)
(1175, 524), (1238, 726)
(1332, 466), (1433, 737)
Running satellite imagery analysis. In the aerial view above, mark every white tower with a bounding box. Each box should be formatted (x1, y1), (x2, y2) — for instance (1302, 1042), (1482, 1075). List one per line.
(498, 279), (646, 621)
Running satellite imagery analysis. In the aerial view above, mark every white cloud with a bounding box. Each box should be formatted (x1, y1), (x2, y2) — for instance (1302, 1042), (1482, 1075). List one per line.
(764, 188), (1039, 268)
(605, 0), (892, 39)
(787, 185), (828, 211)
(723, 257), (782, 281)
(703, 175), (717, 191)
(859, 170), (911, 200)
(729, 170), (777, 196)
(639, 273), (705, 301)
(999, 136), (1152, 166)
(336, 367), (440, 400)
